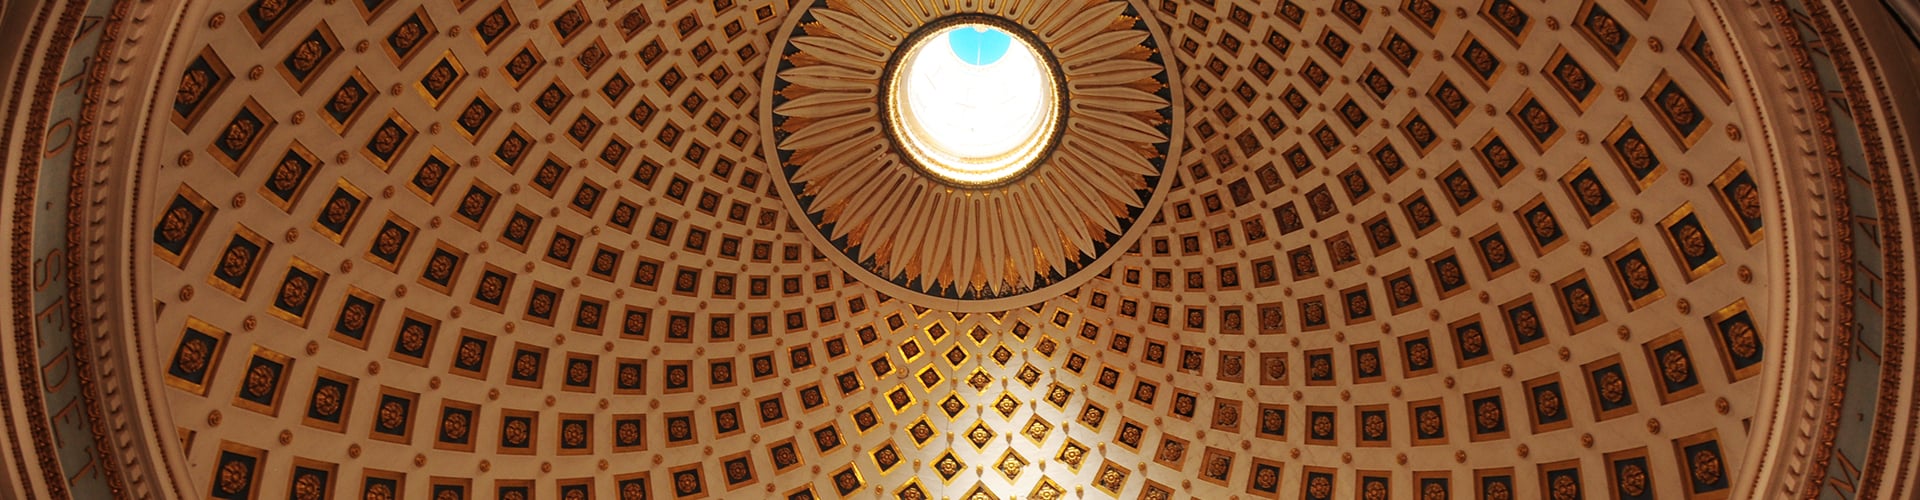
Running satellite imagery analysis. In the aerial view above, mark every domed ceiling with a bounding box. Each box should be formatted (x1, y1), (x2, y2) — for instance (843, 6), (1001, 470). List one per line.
(141, 0), (1785, 498)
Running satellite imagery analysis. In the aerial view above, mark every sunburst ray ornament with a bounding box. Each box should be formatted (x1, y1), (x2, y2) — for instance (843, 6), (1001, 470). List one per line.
(763, 0), (1181, 311)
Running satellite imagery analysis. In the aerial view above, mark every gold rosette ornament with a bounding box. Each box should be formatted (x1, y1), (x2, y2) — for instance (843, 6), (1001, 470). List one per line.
(763, 0), (1181, 311)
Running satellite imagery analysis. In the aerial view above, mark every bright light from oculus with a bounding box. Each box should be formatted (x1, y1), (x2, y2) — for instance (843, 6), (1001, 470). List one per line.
(886, 23), (1061, 186)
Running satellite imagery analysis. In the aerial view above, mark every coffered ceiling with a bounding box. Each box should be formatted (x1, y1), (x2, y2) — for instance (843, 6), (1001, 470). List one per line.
(140, 0), (1785, 498)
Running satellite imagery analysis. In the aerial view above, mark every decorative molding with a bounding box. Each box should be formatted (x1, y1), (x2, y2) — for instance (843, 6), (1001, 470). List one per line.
(5, 0), (106, 495)
(1696, 0), (1918, 497)
(3, 0), (206, 496)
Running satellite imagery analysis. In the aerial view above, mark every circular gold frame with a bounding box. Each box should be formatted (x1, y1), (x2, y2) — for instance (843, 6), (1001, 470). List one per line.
(877, 15), (1069, 189)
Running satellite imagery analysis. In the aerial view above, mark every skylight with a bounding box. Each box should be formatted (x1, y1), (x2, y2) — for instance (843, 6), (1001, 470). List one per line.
(885, 23), (1060, 186)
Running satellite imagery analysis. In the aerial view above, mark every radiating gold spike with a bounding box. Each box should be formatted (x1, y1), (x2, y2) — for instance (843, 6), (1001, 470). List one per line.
(996, 194), (1036, 286)
(1069, 86), (1167, 113)
(782, 64), (884, 90)
(773, 91), (875, 119)
(784, 51), (825, 69)
(1059, 30), (1150, 62)
(1073, 109), (1167, 145)
(865, 179), (919, 255)
(791, 36), (887, 66)
(844, 0), (919, 34)
(1042, 1), (1127, 50)
(779, 115), (877, 155)
(1024, 0), (1092, 36)
(1061, 58), (1161, 85)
